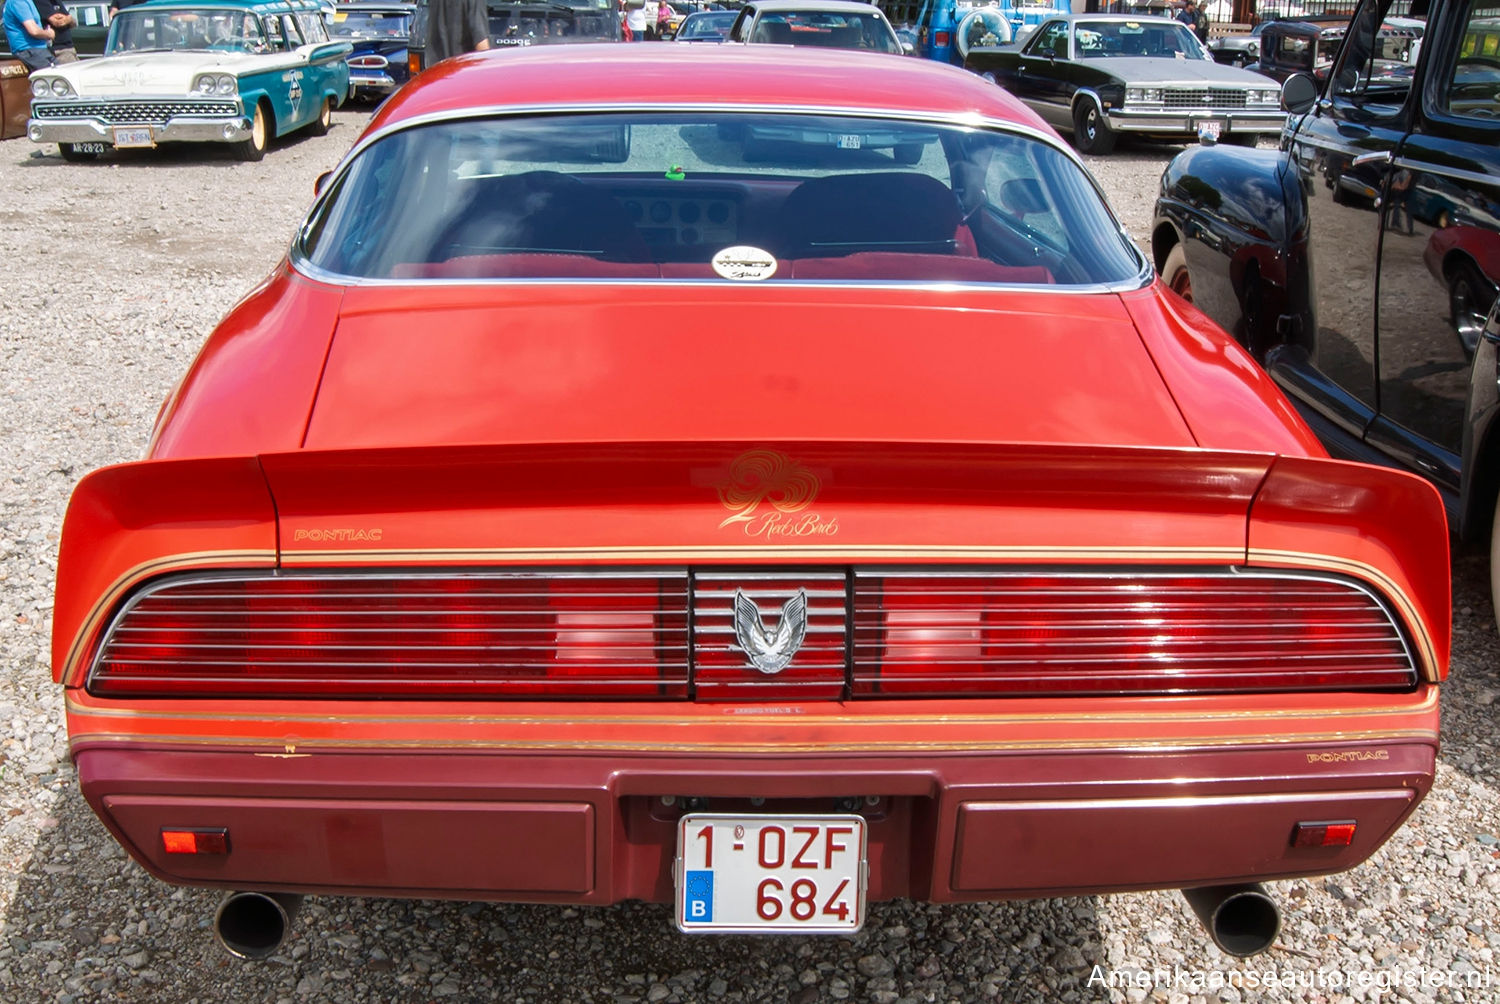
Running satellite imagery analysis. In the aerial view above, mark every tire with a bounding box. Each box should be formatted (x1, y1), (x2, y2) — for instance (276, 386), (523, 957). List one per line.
(232, 102), (269, 162)
(58, 143), (99, 162)
(1491, 492), (1500, 632)
(892, 143), (922, 165)
(1162, 244), (1193, 302)
(1072, 101), (1116, 155)
(307, 97), (332, 137)
(1449, 261), (1495, 356)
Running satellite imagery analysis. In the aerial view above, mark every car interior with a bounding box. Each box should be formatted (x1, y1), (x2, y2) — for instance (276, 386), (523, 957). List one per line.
(305, 115), (1144, 286)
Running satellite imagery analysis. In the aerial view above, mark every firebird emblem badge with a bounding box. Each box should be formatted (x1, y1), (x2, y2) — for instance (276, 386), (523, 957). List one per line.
(716, 449), (820, 528)
(733, 589), (808, 675)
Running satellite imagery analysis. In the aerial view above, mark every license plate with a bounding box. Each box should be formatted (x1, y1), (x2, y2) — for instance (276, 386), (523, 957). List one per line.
(72, 142), (107, 154)
(835, 134), (862, 149)
(112, 127), (154, 148)
(675, 813), (866, 934)
(1196, 120), (1222, 141)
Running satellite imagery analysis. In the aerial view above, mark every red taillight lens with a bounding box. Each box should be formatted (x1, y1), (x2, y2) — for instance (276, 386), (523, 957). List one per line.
(934, 30), (949, 46)
(89, 573), (689, 700)
(853, 572), (1417, 698)
(162, 828), (229, 855)
(1291, 821), (1357, 847)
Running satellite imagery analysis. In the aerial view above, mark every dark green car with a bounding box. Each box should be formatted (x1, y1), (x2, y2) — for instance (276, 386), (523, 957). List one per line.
(65, 0), (113, 56)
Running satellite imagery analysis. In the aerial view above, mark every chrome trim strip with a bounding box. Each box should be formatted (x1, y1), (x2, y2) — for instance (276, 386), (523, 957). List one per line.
(968, 789), (1412, 812)
(1394, 157), (1500, 192)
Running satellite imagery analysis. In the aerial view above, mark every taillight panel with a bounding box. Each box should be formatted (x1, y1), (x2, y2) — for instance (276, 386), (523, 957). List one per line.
(85, 568), (1419, 700)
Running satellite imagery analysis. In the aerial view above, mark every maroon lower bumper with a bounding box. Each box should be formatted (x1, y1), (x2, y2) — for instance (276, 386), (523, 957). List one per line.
(77, 741), (1433, 904)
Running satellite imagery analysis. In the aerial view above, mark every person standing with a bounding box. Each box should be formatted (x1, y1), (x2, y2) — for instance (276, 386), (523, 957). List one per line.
(655, 0), (671, 39)
(34, 0), (76, 63)
(427, 0), (491, 64)
(3, 0), (55, 70)
(625, 0), (646, 40)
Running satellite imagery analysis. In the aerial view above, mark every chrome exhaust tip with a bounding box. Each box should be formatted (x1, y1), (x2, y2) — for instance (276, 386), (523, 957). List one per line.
(213, 891), (303, 960)
(1181, 883), (1281, 957)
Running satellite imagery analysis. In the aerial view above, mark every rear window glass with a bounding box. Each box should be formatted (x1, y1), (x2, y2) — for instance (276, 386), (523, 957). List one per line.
(300, 111), (1142, 287)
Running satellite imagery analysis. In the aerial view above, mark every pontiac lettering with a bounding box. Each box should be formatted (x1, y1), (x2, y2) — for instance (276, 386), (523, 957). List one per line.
(1306, 750), (1390, 764)
(292, 528), (384, 542)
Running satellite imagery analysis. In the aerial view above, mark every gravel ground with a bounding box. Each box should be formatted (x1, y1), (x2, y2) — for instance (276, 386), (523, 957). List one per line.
(1, 114), (1498, 1004)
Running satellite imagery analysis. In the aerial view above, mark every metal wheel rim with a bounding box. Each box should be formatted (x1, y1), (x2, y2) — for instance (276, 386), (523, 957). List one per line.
(1454, 278), (1488, 349)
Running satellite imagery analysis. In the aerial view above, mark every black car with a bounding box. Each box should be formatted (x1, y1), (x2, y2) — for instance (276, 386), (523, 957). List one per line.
(963, 14), (1285, 154)
(407, 0), (619, 71)
(1151, 0), (1500, 615)
(328, 2), (415, 100)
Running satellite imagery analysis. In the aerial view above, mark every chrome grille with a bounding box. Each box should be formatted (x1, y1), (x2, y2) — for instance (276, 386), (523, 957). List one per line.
(33, 100), (239, 125)
(1162, 89), (1248, 110)
(692, 571), (848, 698)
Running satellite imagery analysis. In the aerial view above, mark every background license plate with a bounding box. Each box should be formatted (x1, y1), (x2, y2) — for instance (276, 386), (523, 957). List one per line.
(1196, 120), (1223, 141)
(836, 134), (862, 149)
(113, 127), (153, 148)
(676, 813), (866, 934)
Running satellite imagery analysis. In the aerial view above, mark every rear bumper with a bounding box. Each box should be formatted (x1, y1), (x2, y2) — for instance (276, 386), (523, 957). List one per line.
(75, 735), (1436, 904)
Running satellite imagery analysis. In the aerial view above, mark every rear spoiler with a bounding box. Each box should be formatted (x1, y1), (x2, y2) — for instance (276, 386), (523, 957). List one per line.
(53, 441), (1449, 686)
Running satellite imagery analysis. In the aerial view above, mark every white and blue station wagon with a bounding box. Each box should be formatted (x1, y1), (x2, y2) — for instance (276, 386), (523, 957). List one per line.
(27, 0), (351, 161)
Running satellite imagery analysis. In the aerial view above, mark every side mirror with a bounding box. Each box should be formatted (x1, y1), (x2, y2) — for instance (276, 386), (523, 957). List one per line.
(1281, 72), (1317, 114)
(314, 170), (332, 196)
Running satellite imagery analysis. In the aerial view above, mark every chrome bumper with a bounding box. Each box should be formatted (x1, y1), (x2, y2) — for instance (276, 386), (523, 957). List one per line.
(1105, 109), (1285, 135)
(350, 72), (398, 93)
(28, 114), (253, 145)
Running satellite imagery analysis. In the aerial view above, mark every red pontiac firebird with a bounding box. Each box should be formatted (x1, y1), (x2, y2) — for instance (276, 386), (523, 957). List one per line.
(54, 44), (1449, 958)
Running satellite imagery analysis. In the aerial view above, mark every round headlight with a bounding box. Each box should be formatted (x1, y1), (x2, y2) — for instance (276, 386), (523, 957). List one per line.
(216, 76), (236, 95)
(32, 78), (51, 98)
(50, 78), (72, 97)
(195, 76), (215, 95)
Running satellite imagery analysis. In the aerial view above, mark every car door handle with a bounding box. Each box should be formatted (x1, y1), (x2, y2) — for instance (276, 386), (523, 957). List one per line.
(1351, 150), (1392, 167)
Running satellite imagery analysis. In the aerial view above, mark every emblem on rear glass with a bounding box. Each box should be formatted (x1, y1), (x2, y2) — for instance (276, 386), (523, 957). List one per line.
(733, 588), (808, 675)
(712, 246), (778, 281)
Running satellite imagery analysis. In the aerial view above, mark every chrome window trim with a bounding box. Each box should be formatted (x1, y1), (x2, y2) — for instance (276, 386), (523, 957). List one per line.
(288, 101), (1151, 288)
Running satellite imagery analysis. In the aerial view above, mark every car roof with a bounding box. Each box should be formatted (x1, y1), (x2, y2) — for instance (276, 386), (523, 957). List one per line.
(369, 43), (1050, 137)
(1059, 14), (1187, 24)
(128, 0), (327, 12)
(333, 1), (415, 9)
(744, 0), (888, 12)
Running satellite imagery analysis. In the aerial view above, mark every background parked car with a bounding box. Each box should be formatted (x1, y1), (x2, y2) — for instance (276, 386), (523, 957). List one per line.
(407, 0), (619, 71)
(326, 1), (414, 101)
(964, 14), (1284, 154)
(727, 0), (904, 53)
(1206, 18), (1269, 67)
(68, 0), (113, 56)
(26, 0), (352, 162)
(1152, 0), (1500, 619)
(674, 8), (737, 40)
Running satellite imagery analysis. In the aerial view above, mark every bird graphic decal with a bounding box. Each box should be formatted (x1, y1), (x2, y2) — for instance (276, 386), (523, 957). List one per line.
(732, 588), (808, 674)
